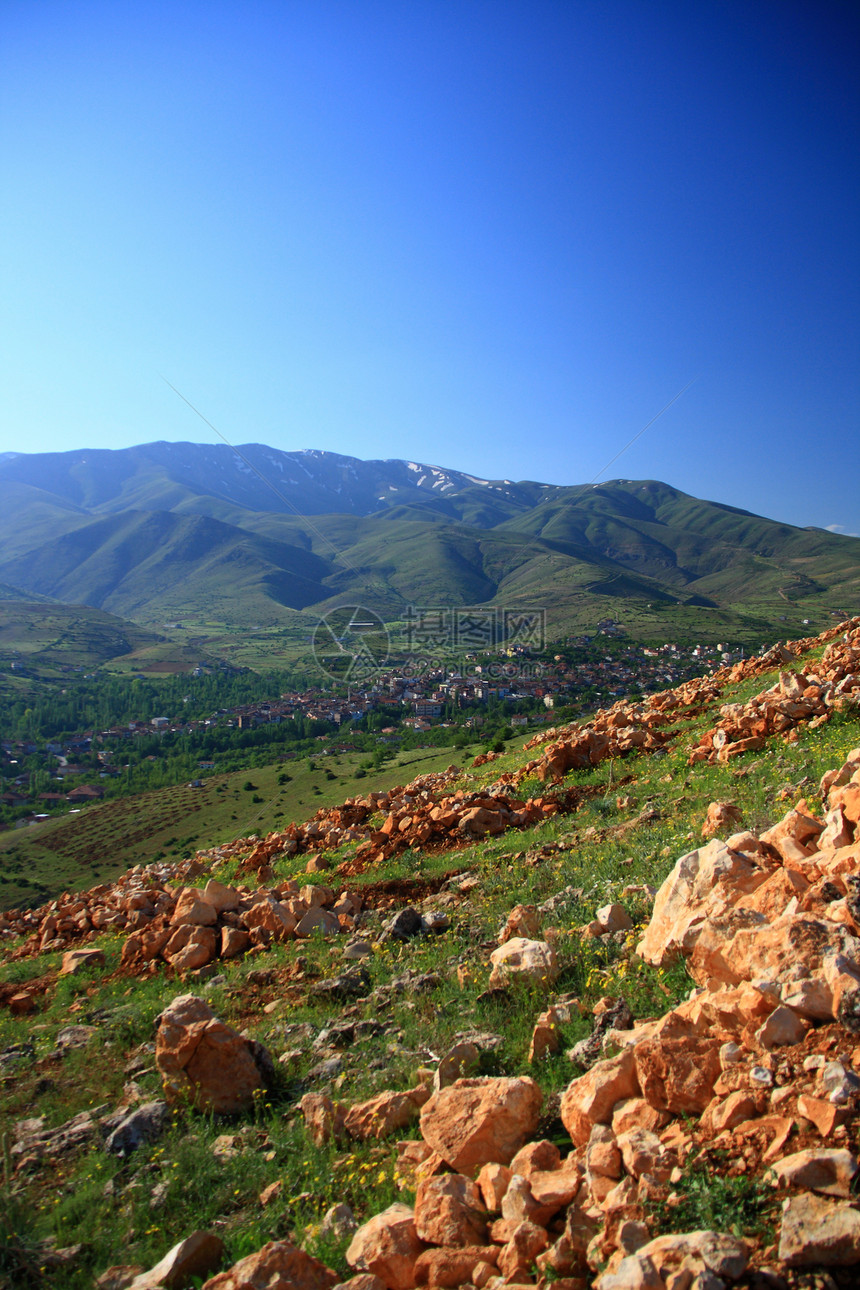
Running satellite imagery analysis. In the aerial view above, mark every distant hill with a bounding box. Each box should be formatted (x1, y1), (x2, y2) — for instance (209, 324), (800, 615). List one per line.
(0, 600), (166, 671)
(1, 443), (858, 642)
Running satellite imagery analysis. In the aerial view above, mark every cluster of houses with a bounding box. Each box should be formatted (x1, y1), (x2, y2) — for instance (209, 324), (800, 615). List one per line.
(1, 634), (733, 830)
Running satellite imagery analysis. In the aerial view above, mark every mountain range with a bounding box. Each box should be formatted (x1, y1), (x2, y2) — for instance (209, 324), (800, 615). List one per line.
(0, 441), (857, 642)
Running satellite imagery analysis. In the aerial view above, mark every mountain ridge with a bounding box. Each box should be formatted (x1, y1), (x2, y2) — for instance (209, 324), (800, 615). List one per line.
(1, 443), (857, 640)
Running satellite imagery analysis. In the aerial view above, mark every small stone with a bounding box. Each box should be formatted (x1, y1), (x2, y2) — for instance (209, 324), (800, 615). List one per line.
(595, 904), (634, 933)
(750, 1066), (774, 1088)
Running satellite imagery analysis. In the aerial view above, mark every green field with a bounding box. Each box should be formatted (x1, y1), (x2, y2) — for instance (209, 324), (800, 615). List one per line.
(0, 740), (485, 910)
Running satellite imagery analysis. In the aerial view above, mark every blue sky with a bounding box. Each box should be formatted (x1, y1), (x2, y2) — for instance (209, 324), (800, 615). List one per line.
(1, 1), (858, 534)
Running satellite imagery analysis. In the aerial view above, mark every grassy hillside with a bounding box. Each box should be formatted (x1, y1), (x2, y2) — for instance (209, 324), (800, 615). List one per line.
(1, 446), (857, 644)
(0, 602), (165, 672)
(1, 620), (859, 1287)
(0, 742), (480, 911)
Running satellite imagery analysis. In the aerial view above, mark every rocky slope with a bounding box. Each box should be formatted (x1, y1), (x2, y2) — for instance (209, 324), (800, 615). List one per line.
(2, 619), (860, 1288)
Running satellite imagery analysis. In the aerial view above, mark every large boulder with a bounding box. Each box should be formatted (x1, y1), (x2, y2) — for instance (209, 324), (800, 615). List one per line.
(419, 1077), (542, 1173)
(346, 1204), (426, 1290)
(155, 994), (271, 1114)
(203, 1240), (339, 1290)
(636, 840), (768, 967)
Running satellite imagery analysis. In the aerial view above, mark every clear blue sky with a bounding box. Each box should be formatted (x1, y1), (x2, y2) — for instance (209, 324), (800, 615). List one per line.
(1, 1), (857, 533)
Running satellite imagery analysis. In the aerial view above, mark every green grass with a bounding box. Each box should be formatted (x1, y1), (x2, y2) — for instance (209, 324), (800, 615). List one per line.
(0, 740), (489, 910)
(652, 1150), (778, 1243)
(0, 641), (858, 1286)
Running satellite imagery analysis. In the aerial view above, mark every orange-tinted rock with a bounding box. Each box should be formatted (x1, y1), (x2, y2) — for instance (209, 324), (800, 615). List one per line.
(611, 1099), (669, 1136)
(778, 1192), (860, 1266)
(488, 938), (558, 989)
(476, 1162), (512, 1212)
(499, 905), (542, 944)
(702, 801), (743, 838)
(510, 1140), (561, 1176)
(633, 1034), (721, 1115)
(615, 1128), (674, 1182)
(770, 1148), (859, 1198)
(797, 1094), (843, 1137)
(419, 1077), (542, 1173)
(413, 1173), (487, 1247)
(637, 839), (768, 968)
(560, 1049), (640, 1146)
(130, 1231), (225, 1289)
(171, 889), (218, 927)
(497, 1221), (548, 1281)
(528, 1164), (583, 1212)
(163, 925), (217, 971)
(155, 994), (269, 1114)
(202, 1239), (338, 1290)
(242, 896), (298, 942)
(60, 947), (106, 975)
(301, 1092), (346, 1146)
(220, 926), (250, 959)
(344, 1088), (429, 1142)
(413, 1247), (497, 1287)
(346, 1204), (426, 1290)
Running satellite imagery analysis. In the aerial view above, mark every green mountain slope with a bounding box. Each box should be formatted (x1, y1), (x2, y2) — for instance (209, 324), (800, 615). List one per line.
(0, 445), (857, 640)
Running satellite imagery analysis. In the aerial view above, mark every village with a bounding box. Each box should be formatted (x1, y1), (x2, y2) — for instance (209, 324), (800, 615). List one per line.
(0, 633), (737, 828)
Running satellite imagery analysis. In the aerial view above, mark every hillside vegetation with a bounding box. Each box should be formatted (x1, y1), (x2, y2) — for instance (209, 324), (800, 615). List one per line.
(1, 618), (860, 1287)
(0, 445), (857, 645)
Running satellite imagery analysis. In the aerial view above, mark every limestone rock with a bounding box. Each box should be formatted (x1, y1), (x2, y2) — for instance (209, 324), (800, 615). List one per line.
(155, 994), (270, 1114)
(702, 801), (743, 838)
(202, 879), (241, 912)
(499, 905), (542, 944)
(130, 1231), (225, 1289)
(413, 1247), (497, 1287)
(104, 1101), (169, 1156)
(488, 938), (558, 989)
(419, 1077), (542, 1172)
(413, 1173), (488, 1247)
(560, 1048), (640, 1146)
(778, 1191), (860, 1266)
(344, 1088), (430, 1142)
(163, 924), (217, 972)
(301, 1092), (346, 1146)
(203, 1239), (339, 1290)
(476, 1162), (512, 1212)
(170, 888), (218, 927)
(598, 1230), (748, 1288)
(633, 1033), (722, 1115)
(637, 840), (767, 968)
(346, 1204), (426, 1290)
(60, 947), (105, 975)
(595, 903), (634, 934)
(770, 1148), (859, 1197)
(432, 1041), (481, 1090)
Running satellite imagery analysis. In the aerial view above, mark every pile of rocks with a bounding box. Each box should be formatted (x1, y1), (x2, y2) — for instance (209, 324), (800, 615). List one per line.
(330, 743), (860, 1287)
(518, 618), (860, 784)
(0, 873), (363, 977)
(688, 633), (860, 765)
(226, 780), (571, 880)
